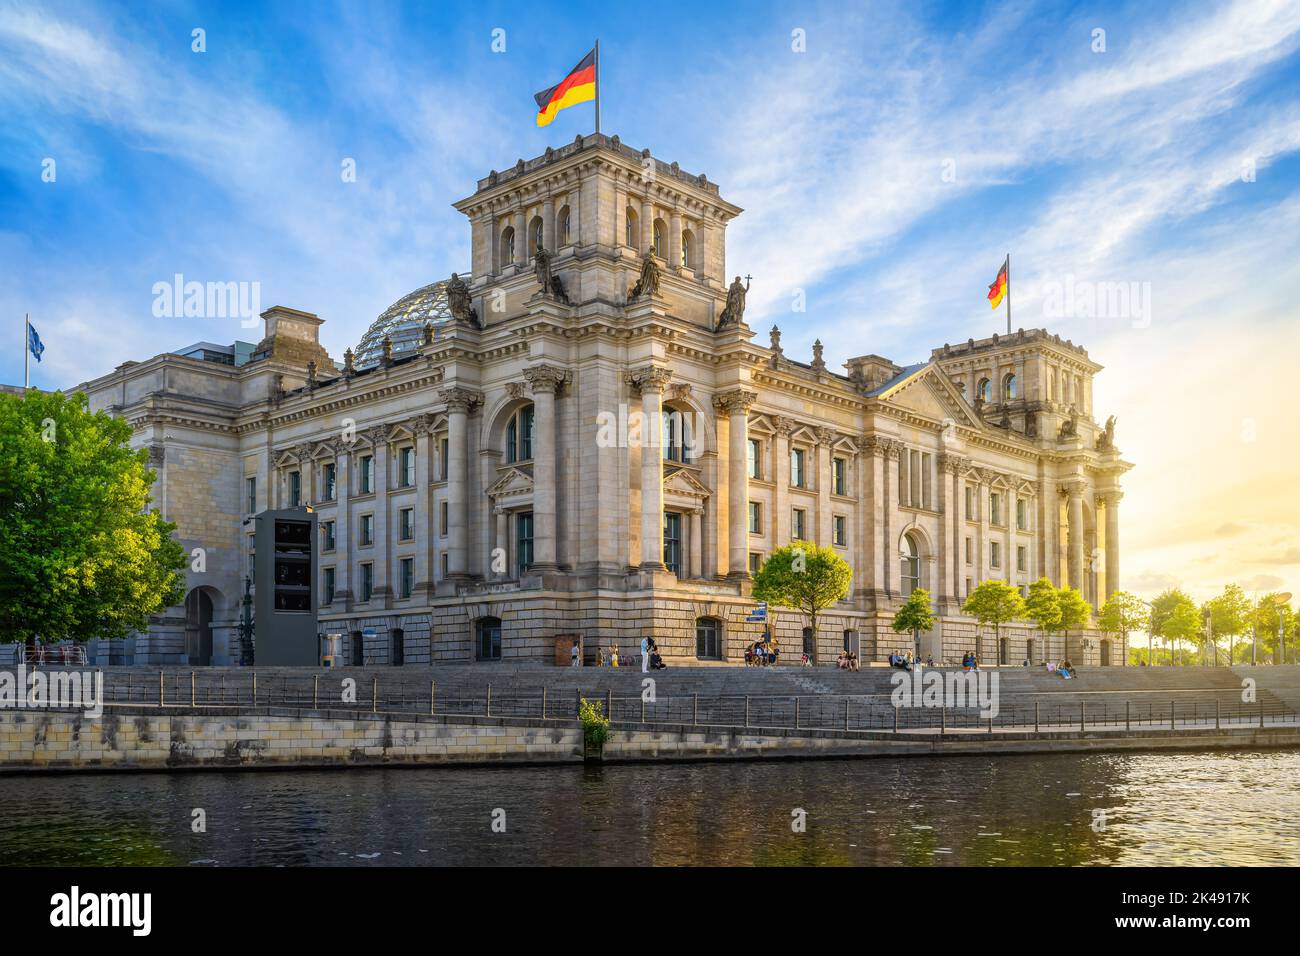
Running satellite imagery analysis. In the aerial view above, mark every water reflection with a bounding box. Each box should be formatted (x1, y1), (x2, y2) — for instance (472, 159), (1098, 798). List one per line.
(0, 750), (1295, 866)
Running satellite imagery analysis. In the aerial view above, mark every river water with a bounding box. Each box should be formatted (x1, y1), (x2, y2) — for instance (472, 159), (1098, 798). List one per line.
(1, 749), (1296, 866)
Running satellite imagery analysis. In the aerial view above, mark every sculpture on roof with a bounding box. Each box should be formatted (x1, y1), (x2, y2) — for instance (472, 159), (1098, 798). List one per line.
(1096, 415), (1117, 450)
(533, 244), (569, 304)
(447, 272), (479, 327)
(716, 274), (750, 329)
(629, 248), (661, 301)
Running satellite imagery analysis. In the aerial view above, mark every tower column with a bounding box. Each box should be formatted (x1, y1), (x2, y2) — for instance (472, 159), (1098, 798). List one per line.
(1104, 491), (1121, 598)
(440, 387), (481, 582)
(630, 366), (671, 569)
(641, 199), (654, 256)
(542, 198), (556, 253)
(524, 365), (569, 570)
(716, 389), (757, 579)
(513, 209), (527, 266)
(1067, 481), (1086, 592)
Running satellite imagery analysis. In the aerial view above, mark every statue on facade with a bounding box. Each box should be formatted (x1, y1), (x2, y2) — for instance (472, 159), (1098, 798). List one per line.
(342, 348), (355, 379)
(629, 248), (661, 300)
(811, 338), (826, 373)
(769, 325), (784, 368)
(305, 360), (317, 390)
(447, 272), (479, 327)
(532, 245), (569, 303)
(1058, 408), (1079, 440)
(1096, 414), (1117, 451)
(716, 275), (750, 329)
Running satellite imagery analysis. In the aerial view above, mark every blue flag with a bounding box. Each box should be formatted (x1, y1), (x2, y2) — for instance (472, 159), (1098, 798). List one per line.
(27, 320), (44, 363)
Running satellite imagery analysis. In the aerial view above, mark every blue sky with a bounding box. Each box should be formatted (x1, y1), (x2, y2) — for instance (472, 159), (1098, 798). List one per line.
(3, 0), (1300, 601)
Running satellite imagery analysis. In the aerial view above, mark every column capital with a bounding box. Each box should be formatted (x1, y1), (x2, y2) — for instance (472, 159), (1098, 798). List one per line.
(814, 427), (837, 447)
(1097, 490), (1124, 508)
(410, 413), (437, 437)
(626, 365), (672, 395)
(439, 386), (483, 413)
(1061, 479), (1088, 499)
(938, 452), (969, 474)
(712, 387), (758, 414)
(772, 415), (798, 437)
(523, 364), (571, 395)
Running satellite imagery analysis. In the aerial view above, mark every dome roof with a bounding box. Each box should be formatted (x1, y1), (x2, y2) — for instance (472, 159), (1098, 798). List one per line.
(353, 278), (464, 368)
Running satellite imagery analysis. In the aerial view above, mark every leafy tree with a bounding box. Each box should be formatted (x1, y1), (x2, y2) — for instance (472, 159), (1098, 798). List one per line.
(1023, 577), (1062, 660)
(1246, 593), (1294, 664)
(1056, 585), (1091, 660)
(1149, 588), (1197, 666)
(891, 587), (936, 658)
(962, 580), (1026, 663)
(1097, 590), (1149, 662)
(0, 390), (186, 643)
(752, 541), (852, 648)
(1202, 583), (1250, 665)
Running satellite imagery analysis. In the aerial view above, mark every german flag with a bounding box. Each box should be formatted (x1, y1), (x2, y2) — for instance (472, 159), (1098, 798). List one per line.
(987, 257), (1008, 310)
(535, 48), (596, 127)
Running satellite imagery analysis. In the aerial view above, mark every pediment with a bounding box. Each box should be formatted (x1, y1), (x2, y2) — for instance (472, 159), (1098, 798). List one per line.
(877, 365), (981, 429)
(488, 466), (533, 499)
(663, 466), (710, 500)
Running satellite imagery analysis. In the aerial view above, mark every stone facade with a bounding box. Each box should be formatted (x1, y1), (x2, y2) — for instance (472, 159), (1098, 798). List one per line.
(76, 133), (1132, 668)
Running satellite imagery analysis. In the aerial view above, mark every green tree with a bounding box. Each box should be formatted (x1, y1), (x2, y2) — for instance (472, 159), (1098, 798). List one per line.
(1149, 588), (1197, 666)
(1056, 585), (1092, 661)
(1201, 583), (1250, 665)
(752, 541), (852, 648)
(1097, 590), (1149, 663)
(1023, 577), (1062, 661)
(891, 587), (936, 658)
(0, 390), (186, 644)
(1247, 593), (1294, 664)
(962, 580), (1026, 664)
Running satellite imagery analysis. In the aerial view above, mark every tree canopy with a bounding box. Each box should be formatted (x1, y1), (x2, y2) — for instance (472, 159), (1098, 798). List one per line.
(752, 541), (852, 638)
(0, 390), (186, 643)
(962, 580), (1026, 660)
(891, 587), (936, 650)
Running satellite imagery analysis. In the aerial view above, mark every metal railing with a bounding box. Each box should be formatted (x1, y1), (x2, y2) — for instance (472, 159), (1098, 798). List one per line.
(76, 671), (1300, 736)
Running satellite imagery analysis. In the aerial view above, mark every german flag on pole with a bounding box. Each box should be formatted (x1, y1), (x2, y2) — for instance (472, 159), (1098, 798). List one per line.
(535, 48), (597, 127)
(987, 257), (1008, 310)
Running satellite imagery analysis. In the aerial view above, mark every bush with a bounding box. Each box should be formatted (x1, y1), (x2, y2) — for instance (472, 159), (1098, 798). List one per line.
(578, 697), (610, 748)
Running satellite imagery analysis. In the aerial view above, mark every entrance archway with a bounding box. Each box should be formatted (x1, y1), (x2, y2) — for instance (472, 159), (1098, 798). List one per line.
(184, 588), (215, 666)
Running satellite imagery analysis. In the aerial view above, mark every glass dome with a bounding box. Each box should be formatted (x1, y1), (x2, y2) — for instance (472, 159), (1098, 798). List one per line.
(353, 278), (464, 368)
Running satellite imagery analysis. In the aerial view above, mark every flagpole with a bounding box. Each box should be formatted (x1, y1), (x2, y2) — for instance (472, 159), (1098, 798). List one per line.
(1005, 253), (1011, 335)
(594, 38), (601, 136)
(24, 313), (29, 390)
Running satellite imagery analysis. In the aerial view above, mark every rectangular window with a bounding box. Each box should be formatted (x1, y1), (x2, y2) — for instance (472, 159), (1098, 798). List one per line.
(440, 552), (448, 578)
(516, 511), (534, 576)
(1017, 545), (1027, 573)
(360, 514), (374, 547)
(440, 500), (448, 536)
(439, 438), (449, 480)
(965, 577), (972, 596)
(399, 557), (414, 599)
(747, 438), (762, 479)
(833, 457), (847, 496)
(748, 501), (761, 534)
(663, 511), (682, 575)
(749, 552), (762, 575)
(792, 508), (807, 540)
(965, 485), (974, 519)
(360, 563), (374, 602)
(248, 535), (256, 577)
(965, 536), (972, 564)
(323, 566), (336, 605)
(990, 493), (1001, 526)
(399, 447), (415, 487)
(246, 476), (257, 514)
(833, 515), (847, 546)
(288, 470), (301, 507)
(360, 455), (374, 494)
(322, 462), (336, 501)
(1017, 498), (1027, 531)
(399, 508), (414, 541)
(991, 541), (1002, 568)
(791, 448), (806, 488)
(323, 520), (336, 551)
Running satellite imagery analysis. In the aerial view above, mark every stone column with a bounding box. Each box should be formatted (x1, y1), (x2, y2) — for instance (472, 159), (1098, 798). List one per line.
(689, 507), (703, 579)
(715, 389), (757, 578)
(614, 185), (626, 249)
(494, 506), (509, 578)
(542, 197), (555, 253)
(882, 440), (901, 597)
(570, 181), (581, 246)
(440, 387), (481, 581)
(524, 364), (569, 570)
(296, 443), (315, 506)
(641, 199), (654, 256)
(938, 454), (961, 611)
(1067, 481), (1085, 591)
(1039, 473), (1058, 585)
(630, 366), (671, 569)
(976, 470), (990, 585)
(513, 208), (527, 266)
(1006, 487), (1017, 584)
(413, 416), (434, 598)
(369, 426), (391, 605)
(334, 445), (352, 607)
(669, 209), (683, 270)
(773, 417), (795, 544)
(816, 428), (834, 546)
(1104, 491), (1121, 598)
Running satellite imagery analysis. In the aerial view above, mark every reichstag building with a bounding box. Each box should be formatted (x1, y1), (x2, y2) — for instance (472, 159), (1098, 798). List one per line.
(78, 134), (1132, 667)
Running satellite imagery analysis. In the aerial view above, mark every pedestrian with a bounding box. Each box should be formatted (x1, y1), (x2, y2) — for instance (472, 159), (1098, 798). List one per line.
(640, 634), (650, 673)
(571, 638), (580, 668)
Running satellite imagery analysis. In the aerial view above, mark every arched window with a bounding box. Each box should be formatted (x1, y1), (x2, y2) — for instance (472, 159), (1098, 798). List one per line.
(625, 207), (638, 249)
(476, 617), (502, 661)
(530, 216), (544, 253)
(681, 229), (694, 269)
(976, 378), (991, 403)
(661, 406), (692, 464)
(1048, 370), (1056, 402)
(900, 533), (921, 595)
(695, 616), (722, 659)
(505, 404), (535, 463)
(1003, 373), (1017, 401)
(558, 206), (571, 246)
(653, 219), (666, 258)
(500, 226), (515, 267)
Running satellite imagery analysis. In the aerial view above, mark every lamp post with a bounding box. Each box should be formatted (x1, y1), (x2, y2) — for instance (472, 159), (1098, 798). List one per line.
(1269, 592), (1292, 666)
(237, 575), (254, 666)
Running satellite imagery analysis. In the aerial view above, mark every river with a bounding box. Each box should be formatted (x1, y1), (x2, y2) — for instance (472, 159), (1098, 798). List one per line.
(1, 749), (1296, 866)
